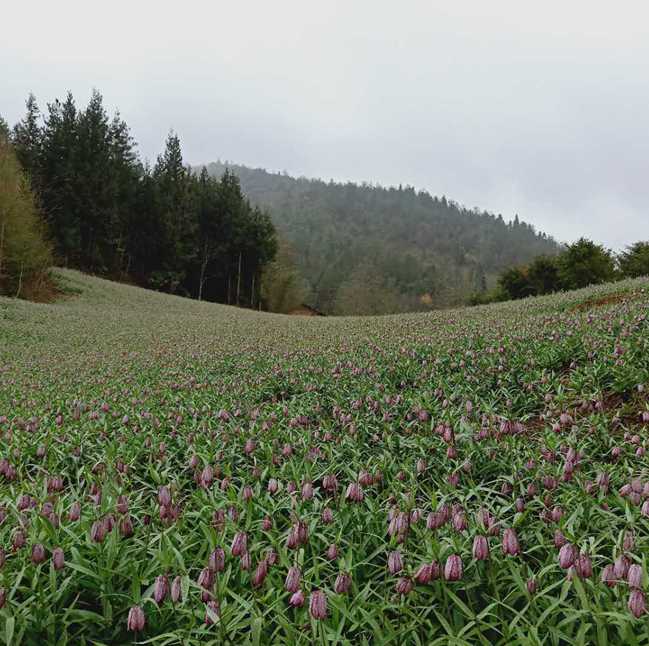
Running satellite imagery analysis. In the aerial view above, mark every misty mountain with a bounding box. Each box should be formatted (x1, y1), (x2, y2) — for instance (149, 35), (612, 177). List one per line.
(206, 161), (560, 314)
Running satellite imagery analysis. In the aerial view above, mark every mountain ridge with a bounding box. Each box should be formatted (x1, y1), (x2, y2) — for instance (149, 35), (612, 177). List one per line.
(204, 161), (560, 314)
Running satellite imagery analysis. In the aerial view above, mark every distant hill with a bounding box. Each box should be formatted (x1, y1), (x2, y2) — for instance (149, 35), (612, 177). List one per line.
(206, 162), (560, 314)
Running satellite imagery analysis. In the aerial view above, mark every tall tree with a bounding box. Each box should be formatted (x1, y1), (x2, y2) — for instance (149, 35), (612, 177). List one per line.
(12, 93), (42, 183)
(0, 139), (51, 296)
(40, 92), (79, 263)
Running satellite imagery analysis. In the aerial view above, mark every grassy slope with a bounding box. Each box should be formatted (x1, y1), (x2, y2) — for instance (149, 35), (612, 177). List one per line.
(0, 269), (648, 643)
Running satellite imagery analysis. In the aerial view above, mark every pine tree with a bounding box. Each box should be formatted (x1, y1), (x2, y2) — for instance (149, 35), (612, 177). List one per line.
(12, 93), (42, 183)
(40, 92), (79, 263)
(152, 131), (194, 292)
(0, 116), (9, 141)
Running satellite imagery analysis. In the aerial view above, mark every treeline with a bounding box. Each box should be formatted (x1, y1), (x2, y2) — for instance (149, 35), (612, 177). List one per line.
(3, 91), (277, 304)
(473, 238), (649, 304)
(206, 161), (561, 314)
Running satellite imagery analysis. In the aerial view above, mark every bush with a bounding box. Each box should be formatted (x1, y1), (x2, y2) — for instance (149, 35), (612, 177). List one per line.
(557, 238), (616, 289)
(0, 139), (52, 297)
(527, 255), (560, 294)
(619, 241), (649, 278)
(498, 266), (535, 300)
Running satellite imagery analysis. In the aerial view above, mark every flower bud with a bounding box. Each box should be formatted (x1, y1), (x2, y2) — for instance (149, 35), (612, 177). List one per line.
(558, 543), (576, 569)
(395, 577), (413, 595)
(171, 576), (182, 603)
(502, 528), (520, 556)
(127, 605), (146, 632)
(444, 554), (463, 581)
(628, 564), (643, 589)
(388, 551), (403, 574)
(309, 589), (327, 620)
(629, 589), (647, 618)
(413, 563), (434, 584)
(334, 572), (352, 594)
(31, 543), (46, 564)
(153, 575), (169, 604)
(52, 547), (65, 571)
(285, 566), (301, 593)
(231, 532), (247, 557)
(289, 589), (305, 607)
(252, 559), (268, 588)
(209, 547), (225, 573)
(575, 553), (592, 579)
(601, 564), (617, 587)
(473, 535), (490, 561)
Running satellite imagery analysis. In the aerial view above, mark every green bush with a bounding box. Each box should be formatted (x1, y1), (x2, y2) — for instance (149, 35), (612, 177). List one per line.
(0, 139), (52, 296)
(619, 241), (649, 278)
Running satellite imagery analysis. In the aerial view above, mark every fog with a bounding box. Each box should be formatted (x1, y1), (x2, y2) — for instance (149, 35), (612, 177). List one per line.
(3, 0), (648, 249)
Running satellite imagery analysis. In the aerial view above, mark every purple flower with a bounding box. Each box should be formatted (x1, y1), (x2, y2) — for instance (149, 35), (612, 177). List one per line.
(345, 482), (364, 503)
(502, 528), (520, 556)
(388, 551), (403, 574)
(153, 575), (169, 604)
(231, 532), (247, 557)
(209, 547), (226, 573)
(395, 577), (413, 595)
(127, 605), (146, 632)
(334, 572), (352, 594)
(309, 589), (327, 620)
(628, 564), (643, 589)
(289, 589), (305, 607)
(171, 576), (182, 603)
(629, 589), (647, 618)
(558, 543), (577, 569)
(252, 558), (268, 588)
(31, 543), (46, 565)
(52, 547), (65, 571)
(472, 535), (489, 561)
(444, 554), (463, 581)
(285, 566), (301, 593)
(601, 564), (617, 587)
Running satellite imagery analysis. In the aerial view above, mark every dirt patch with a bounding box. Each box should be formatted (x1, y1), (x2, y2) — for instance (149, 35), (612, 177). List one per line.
(12, 272), (67, 303)
(570, 292), (628, 312)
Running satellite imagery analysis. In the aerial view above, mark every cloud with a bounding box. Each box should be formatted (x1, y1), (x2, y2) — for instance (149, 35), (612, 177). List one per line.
(2, 0), (648, 249)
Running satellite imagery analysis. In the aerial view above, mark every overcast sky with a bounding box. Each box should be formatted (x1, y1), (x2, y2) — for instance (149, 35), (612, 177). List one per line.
(2, 1), (648, 249)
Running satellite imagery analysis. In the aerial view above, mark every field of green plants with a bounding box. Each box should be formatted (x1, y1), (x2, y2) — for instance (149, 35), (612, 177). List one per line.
(1, 269), (648, 645)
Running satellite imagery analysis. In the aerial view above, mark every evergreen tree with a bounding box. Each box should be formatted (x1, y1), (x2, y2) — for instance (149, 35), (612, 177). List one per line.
(0, 116), (9, 141)
(12, 93), (42, 183)
(40, 92), (79, 263)
(152, 132), (195, 292)
(75, 89), (113, 271)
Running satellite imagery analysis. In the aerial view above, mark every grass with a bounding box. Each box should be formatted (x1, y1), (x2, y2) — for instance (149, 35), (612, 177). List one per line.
(0, 269), (648, 644)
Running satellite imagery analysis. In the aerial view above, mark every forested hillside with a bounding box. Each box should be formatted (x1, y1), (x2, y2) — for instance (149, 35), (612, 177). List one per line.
(3, 92), (277, 306)
(207, 162), (560, 314)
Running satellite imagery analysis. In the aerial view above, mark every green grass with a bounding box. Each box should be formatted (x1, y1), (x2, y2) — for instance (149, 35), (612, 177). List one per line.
(0, 269), (648, 644)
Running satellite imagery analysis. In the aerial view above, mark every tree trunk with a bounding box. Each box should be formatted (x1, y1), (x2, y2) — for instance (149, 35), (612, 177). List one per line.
(250, 273), (255, 308)
(198, 241), (208, 301)
(227, 274), (231, 305)
(15, 262), (24, 299)
(236, 251), (242, 306)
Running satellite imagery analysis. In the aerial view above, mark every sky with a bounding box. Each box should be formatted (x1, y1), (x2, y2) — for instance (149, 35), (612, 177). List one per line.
(2, 0), (648, 250)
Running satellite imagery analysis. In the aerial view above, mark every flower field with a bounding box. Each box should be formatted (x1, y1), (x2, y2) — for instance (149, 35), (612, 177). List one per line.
(1, 269), (648, 644)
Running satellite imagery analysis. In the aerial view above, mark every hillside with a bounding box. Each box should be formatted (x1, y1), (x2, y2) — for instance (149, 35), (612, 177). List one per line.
(206, 161), (560, 313)
(1, 270), (648, 642)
